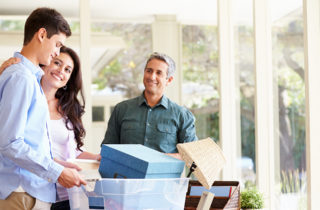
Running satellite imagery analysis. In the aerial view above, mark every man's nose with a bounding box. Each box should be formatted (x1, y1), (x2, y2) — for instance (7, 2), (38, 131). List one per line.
(55, 49), (60, 57)
(150, 72), (156, 79)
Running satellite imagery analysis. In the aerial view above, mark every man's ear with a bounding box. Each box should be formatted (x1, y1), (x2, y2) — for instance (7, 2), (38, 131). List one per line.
(37, 28), (47, 42)
(166, 76), (174, 86)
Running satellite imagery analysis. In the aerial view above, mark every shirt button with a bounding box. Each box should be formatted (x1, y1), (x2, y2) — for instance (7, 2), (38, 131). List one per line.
(147, 123), (150, 126)
(145, 138), (148, 142)
(149, 109), (152, 112)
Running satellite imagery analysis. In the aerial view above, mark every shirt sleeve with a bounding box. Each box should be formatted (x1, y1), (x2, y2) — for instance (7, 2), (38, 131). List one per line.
(101, 104), (121, 145)
(0, 74), (63, 182)
(177, 108), (198, 143)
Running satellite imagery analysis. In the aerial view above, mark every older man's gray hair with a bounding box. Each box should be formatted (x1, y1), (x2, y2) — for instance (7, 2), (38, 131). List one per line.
(145, 52), (176, 78)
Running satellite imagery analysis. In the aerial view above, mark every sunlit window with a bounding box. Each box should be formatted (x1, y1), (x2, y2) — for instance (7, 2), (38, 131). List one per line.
(234, 0), (256, 188)
(272, 1), (306, 209)
(182, 25), (219, 141)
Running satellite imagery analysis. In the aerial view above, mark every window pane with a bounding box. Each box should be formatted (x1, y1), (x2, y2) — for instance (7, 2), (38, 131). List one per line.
(271, 0), (307, 209)
(92, 106), (105, 122)
(234, 0), (256, 188)
(91, 23), (152, 98)
(90, 22), (152, 142)
(182, 24), (219, 141)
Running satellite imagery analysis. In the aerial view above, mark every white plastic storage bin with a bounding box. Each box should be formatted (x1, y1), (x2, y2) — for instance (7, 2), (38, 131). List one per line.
(98, 178), (189, 210)
(68, 178), (189, 210)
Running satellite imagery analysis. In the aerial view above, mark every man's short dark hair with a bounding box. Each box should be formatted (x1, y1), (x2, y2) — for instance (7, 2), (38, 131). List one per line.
(23, 7), (71, 45)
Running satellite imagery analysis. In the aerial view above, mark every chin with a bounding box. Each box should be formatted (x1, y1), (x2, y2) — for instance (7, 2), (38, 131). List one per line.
(40, 61), (50, 66)
(145, 89), (156, 95)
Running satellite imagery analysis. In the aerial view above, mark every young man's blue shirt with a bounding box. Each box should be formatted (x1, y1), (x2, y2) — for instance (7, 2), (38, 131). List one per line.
(0, 52), (63, 203)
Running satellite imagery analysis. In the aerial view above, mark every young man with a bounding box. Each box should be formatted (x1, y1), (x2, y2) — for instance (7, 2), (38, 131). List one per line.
(101, 52), (198, 158)
(0, 8), (86, 210)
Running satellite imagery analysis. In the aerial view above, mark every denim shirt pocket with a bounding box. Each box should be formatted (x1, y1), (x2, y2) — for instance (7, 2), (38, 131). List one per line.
(156, 123), (177, 134)
(154, 123), (178, 150)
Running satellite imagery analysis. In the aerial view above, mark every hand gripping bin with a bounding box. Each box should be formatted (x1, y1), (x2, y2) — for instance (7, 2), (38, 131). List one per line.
(67, 186), (102, 210)
(99, 144), (185, 179)
(67, 178), (190, 210)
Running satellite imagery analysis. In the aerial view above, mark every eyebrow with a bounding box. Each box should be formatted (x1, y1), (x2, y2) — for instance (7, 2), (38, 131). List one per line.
(55, 58), (73, 70)
(146, 67), (164, 72)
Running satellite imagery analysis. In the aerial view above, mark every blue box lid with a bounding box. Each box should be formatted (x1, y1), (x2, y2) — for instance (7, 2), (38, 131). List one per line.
(100, 144), (185, 174)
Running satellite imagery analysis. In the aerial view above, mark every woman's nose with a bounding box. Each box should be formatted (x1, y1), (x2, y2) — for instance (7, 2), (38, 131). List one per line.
(57, 66), (63, 73)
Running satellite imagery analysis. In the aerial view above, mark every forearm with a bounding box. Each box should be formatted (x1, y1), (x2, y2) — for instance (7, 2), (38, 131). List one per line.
(77, 151), (101, 161)
(166, 153), (182, 160)
(0, 138), (63, 182)
(54, 158), (82, 171)
(0, 57), (20, 75)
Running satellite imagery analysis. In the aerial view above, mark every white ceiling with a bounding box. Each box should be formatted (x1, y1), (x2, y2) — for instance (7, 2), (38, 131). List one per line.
(0, 0), (303, 67)
(0, 0), (218, 24)
(0, 0), (302, 24)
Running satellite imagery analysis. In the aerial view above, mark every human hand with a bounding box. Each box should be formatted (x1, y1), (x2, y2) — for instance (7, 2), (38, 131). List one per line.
(54, 158), (82, 171)
(96, 154), (101, 161)
(0, 57), (21, 74)
(57, 168), (87, 188)
(166, 153), (182, 160)
(77, 151), (101, 161)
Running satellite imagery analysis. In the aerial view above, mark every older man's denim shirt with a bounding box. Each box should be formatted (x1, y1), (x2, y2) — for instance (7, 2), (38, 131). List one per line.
(102, 93), (198, 153)
(0, 52), (63, 203)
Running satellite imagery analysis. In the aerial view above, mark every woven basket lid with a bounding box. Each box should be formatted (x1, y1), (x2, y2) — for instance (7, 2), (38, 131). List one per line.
(177, 138), (226, 189)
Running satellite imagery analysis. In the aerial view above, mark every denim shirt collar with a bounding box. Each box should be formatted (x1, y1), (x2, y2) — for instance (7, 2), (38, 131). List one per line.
(138, 92), (169, 109)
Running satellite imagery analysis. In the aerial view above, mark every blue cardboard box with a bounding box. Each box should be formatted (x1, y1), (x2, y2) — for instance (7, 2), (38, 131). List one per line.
(99, 144), (185, 179)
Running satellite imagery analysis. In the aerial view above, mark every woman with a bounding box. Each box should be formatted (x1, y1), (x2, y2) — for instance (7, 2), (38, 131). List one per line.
(0, 46), (101, 210)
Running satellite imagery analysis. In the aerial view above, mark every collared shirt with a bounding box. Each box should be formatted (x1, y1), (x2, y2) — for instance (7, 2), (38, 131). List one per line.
(0, 52), (64, 203)
(102, 93), (198, 153)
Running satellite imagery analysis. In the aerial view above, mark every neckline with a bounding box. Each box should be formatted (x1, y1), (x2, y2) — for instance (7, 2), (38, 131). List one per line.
(50, 118), (64, 121)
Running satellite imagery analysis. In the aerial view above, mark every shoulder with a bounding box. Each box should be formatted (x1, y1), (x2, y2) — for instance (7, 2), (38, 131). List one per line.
(166, 98), (195, 120)
(114, 96), (140, 110)
(167, 98), (192, 113)
(2, 64), (35, 83)
(1, 65), (36, 92)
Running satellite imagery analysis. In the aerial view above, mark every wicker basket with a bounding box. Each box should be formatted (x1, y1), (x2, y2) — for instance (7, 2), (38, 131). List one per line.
(177, 138), (226, 190)
(184, 180), (240, 210)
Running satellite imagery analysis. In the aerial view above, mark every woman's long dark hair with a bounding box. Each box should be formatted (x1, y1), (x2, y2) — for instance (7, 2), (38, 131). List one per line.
(55, 46), (85, 151)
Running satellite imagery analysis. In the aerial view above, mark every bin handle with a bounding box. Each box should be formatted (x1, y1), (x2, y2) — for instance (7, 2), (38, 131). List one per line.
(113, 173), (127, 179)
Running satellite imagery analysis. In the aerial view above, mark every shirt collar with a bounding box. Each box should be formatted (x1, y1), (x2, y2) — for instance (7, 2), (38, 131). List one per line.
(14, 52), (44, 82)
(138, 92), (169, 109)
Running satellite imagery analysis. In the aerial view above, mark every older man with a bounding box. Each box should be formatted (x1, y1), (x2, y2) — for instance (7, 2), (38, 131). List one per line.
(101, 52), (198, 158)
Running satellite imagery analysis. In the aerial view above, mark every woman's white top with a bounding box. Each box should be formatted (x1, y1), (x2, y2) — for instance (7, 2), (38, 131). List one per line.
(49, 118), (82, 202)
